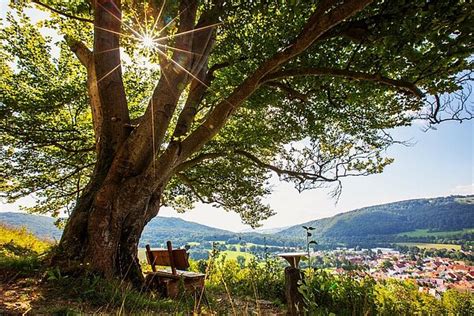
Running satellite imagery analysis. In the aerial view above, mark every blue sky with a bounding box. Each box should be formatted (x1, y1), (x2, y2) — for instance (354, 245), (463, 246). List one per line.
(3, 120), (472, 231)
(157, 120), (473, 231)
(1, 3), (473, 231)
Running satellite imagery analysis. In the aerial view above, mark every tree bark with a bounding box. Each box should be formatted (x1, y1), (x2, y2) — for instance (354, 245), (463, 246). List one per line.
(55, 172), (160, 286)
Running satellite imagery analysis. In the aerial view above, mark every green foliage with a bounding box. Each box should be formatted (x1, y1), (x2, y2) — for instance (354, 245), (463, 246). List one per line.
(205, 255), (285, 302)
(382, 280), (455, 315)
(1, 1), (473, 226)
(0, 9), (94, 216)
(442, 289), (474, 315)
(381, 260), (393, 270)
(298, 269), (473, 315)
(299, 269), (377, 315)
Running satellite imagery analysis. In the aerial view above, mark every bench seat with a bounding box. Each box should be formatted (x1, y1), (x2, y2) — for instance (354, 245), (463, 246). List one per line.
(144, 241), (206, 299)
(148, 269), (205, 280)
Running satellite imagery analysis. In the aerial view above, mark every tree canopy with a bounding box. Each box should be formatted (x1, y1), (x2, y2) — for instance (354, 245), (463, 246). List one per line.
(1, 0), (473, 227)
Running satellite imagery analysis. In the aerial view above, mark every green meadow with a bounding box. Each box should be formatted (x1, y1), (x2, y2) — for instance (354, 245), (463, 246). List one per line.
(396, 242), (462, 250)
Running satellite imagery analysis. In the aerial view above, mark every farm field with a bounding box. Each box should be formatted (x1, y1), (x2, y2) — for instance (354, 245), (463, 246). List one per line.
(396, 228), (474, 238)
(219, 250), (255, 261)
(396, 243), (462, 250)
(137, 243), (259, 263)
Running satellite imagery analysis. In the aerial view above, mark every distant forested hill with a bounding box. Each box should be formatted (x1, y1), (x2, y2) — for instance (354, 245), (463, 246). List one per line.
(0, 212), (62, 240)
(1, 195), (472, 249)
(0, 212), (235, 245)
(277, 195), (474, 246)
(0, 212), (294, 248)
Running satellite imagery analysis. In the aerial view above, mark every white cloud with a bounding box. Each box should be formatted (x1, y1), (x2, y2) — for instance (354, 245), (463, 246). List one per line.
(450, 184), (474, 195)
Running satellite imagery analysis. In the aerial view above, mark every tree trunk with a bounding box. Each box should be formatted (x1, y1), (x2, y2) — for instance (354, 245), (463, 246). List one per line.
(54, 173), (160, 287)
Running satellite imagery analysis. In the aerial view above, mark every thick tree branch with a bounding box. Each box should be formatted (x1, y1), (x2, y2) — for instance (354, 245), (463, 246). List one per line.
(65, 37), (92, 67)
(31, 0), (93, 23)
(177, 0), (374, 164)
(263, 67), (424, 98)
(233, 150), (335, 182)
(109, 0), (201, 178)
(169, 0), (199, 75)
(65, 37), (102, 153)
(174, 152), (225, 172)
(174, 150), (334, 182)
(264, 81), (309, 102)
(171, 2), (223, 139)
(93, 0), (130, 161)
(172, 67), (209, 138)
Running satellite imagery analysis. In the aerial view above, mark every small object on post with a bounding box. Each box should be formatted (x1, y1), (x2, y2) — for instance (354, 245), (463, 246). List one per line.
(277, 252), (308, 269)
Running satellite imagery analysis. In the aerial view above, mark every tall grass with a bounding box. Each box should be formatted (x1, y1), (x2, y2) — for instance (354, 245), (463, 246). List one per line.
(0, 223), (52, 275)
(298, 269), (473, 315)
(202, 254), (286, 303)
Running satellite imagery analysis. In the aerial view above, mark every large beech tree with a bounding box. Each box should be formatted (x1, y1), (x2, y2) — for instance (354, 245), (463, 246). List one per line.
(1, 0), (472, 284)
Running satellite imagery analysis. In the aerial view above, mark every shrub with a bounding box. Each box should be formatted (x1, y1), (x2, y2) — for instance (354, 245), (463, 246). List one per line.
(442, 289), (473, 315)
(298, 269), (473, 315)
(204, 255), (285, 302)
(298, 269), (376, 315)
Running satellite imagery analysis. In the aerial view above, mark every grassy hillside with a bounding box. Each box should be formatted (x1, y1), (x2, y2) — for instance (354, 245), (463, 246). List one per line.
(396, 228), (474, 238)
(2, 195), (472, 249)
(0, 223), (51, 254)
(395, 243), (462, 250)
(140, 216), (232, 247)
(0, 213), (62, 239)
(0, 212), (295, 251)
(277, 195), (474, 245)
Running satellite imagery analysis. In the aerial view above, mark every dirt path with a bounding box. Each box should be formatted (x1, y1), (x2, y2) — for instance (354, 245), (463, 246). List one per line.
(0, 273), (286, 315)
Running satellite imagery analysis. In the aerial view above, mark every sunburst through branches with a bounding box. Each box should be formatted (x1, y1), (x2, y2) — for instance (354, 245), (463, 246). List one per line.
(96, 0), (220, 89)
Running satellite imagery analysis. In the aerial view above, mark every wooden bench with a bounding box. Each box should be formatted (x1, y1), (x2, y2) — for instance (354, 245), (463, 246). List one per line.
(145, 241), (205, 298)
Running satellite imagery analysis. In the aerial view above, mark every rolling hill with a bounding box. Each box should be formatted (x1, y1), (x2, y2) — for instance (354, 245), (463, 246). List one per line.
(0, 212), (235, 244)
(0, 212), (62, 240)
(277, 195), (474, 246)
(0, 212), (293, 248)
(1, 195), (472, 249)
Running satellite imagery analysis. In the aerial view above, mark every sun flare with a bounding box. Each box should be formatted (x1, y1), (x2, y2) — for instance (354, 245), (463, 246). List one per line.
(141, 34), (156, 50)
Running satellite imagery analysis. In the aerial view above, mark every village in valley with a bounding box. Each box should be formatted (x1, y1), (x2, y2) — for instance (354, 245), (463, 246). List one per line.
(186, 236), (474, 298)
(309, 248), (474, 297)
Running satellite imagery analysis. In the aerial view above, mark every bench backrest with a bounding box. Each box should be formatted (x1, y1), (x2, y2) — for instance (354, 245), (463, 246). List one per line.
(145, 241), (190, 275)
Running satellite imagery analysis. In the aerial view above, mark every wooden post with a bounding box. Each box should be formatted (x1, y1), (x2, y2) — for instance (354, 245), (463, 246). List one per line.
(285, 267), (304, 315)
(145, 244), (156, 272)
(167, 241), (177, 275)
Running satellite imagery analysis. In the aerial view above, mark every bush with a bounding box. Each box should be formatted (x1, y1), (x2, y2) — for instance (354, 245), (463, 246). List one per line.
(298, 269), (376, 315)
(204, 255), (285, 302)
(374, 279), (443, 315)
(442, 289), (473, 315)
(298, 269), (473, 315)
